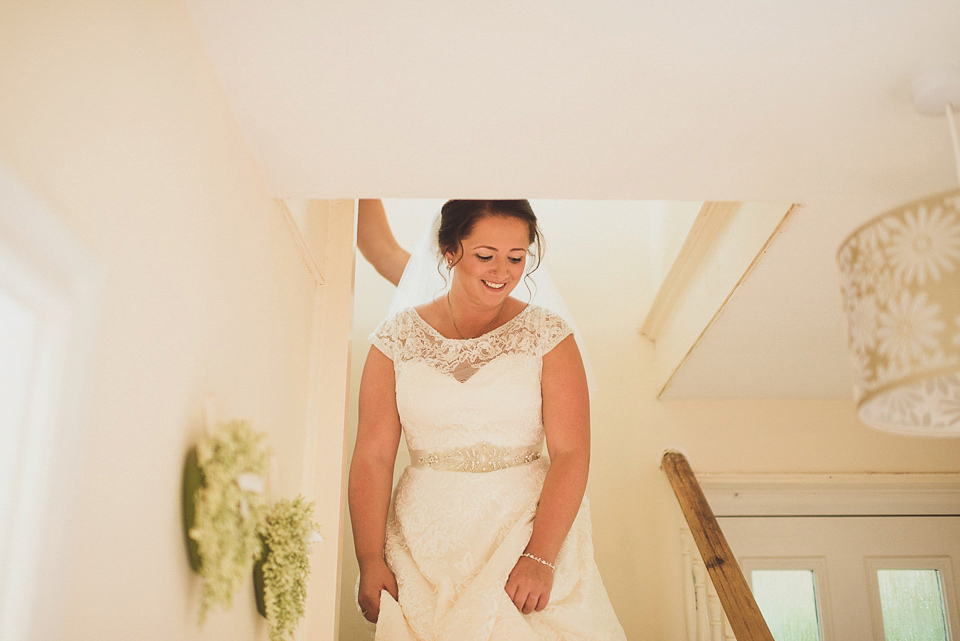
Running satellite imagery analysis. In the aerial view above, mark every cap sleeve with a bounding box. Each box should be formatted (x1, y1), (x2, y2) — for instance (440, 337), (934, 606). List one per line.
(536, 307), (574, 356)
(369, 313), (401, 361)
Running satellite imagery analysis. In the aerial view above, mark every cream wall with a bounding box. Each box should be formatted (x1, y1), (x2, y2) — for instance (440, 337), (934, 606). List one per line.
(340, 204), (960, 641)
(0, 3), (349, 640)
(581, 331), (960, 640)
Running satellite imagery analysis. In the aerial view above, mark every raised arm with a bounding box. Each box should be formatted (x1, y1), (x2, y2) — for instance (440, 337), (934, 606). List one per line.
(357, 199), (410, 286)
(504, 334), (590, 614)
(349, 345), (403, 622)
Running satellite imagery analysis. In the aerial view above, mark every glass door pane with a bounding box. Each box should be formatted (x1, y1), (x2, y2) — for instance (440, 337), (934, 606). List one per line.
(877, 569), (949, 641)
(751, 569), (823, 641)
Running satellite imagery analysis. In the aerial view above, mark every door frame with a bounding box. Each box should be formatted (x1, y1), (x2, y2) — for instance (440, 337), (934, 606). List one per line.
(280, 198), (358, 641)
(699, 473), (960, 641)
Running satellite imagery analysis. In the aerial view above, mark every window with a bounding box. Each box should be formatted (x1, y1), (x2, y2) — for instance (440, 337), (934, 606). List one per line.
(741, 557), (829, 641)
(752, 570), (823, 641)
(868, 558), (955, 641)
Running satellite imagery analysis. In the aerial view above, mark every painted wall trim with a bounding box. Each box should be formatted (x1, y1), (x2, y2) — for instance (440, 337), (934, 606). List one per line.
(657, 203), (798, 399)
(699, 473), (960, 517)
(298, 199), (356, 641)
(281, 198), (325, 287)
(641, 201), (739, 341)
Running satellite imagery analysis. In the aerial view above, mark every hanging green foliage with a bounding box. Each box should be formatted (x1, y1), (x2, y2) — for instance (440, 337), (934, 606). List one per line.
(255, 497), (320, 641)
(184, 420), (270, 624)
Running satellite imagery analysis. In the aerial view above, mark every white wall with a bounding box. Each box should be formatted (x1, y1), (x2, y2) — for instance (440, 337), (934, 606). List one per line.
(0, 3), (349, 639)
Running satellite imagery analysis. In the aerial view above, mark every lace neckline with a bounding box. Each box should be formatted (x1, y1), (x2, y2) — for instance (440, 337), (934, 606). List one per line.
(410, 305), (532, 342)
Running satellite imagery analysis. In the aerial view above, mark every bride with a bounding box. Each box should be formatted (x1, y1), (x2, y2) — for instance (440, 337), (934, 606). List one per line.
(350, 200), (625, 640)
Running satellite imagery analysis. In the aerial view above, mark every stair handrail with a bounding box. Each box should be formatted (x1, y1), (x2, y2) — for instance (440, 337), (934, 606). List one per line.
(661, 450), (774, 641)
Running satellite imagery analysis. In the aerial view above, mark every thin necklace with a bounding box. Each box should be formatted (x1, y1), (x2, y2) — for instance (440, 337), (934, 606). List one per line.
(446, 292), (506, 339)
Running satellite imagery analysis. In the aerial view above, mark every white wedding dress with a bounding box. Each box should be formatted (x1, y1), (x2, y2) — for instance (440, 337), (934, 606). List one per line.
(368, 305), (626, 641)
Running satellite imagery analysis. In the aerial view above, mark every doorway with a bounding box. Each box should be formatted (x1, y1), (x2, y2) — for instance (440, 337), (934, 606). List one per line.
(721, 515), (960, 641)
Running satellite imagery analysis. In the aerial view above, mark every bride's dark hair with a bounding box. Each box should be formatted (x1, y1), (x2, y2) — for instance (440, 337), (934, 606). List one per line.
(437, 200), (544, 274)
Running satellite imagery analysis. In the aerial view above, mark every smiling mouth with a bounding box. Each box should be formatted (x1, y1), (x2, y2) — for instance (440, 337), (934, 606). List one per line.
(482, 280), (505, 290)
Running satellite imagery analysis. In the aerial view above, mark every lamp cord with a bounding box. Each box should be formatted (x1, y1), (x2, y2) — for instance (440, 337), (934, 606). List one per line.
(946, 103), (960, 187)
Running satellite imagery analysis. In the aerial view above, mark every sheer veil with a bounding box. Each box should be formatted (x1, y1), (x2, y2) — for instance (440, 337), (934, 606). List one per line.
(386, 207), (596, 393)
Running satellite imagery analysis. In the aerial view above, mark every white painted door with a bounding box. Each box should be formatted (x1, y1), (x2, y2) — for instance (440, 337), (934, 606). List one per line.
(718, 516), (960, 641)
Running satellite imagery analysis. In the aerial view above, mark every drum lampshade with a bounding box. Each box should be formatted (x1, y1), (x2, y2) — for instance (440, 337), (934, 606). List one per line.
(837, 189), (960, 435)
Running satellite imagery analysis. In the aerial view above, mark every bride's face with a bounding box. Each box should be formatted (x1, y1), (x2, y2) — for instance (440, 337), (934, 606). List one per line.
(446, 215), (529, 306)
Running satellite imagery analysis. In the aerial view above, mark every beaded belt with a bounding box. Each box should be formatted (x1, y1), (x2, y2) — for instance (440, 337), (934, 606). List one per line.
(409, 442), (542, 473)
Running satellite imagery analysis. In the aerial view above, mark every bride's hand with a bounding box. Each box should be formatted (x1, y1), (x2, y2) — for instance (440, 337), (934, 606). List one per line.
(505, 555), (554, 614)
(357, 560), (399, 623)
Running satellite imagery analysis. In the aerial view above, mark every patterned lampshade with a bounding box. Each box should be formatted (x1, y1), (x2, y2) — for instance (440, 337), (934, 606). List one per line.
(837, 189), (960, 435)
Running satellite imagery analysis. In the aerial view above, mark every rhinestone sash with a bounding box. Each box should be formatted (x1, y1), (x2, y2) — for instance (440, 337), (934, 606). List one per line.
(409, 441), (542, 473)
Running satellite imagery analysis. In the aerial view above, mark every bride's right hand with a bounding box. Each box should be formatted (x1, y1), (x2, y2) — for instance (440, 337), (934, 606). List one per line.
(357, 560), (399, 623)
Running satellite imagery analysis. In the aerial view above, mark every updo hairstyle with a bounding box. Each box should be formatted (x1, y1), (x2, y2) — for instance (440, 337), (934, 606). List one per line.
(437, 200), (544, 275)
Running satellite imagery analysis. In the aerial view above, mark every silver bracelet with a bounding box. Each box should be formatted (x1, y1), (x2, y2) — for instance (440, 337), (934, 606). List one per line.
(521, 552), (555, 571)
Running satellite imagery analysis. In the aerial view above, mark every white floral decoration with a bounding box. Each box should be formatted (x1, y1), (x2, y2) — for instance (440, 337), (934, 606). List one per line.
(943, 389), (960, 426)
(875, 290), (944, 367)
(847, 295), (878, 355)
(885, 204), (960, 286)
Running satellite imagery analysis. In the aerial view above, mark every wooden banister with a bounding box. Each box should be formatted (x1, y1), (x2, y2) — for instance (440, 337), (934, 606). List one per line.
(661, 451), (774, 641)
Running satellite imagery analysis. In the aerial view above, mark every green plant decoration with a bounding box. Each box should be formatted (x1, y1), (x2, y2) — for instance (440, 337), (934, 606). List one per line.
(182, 447), (204, 572)
(183, 420), (270, 624)
(253, 497), (319, 641)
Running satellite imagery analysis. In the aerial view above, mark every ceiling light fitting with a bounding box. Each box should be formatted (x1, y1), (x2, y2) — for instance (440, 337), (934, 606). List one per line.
(837, 68), (960, 436)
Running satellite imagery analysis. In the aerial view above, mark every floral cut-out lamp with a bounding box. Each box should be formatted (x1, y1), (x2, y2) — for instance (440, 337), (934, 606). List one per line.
(837, 69), (960, 435)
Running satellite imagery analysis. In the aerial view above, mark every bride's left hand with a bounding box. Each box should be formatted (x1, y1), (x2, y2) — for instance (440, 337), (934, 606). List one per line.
(505, 556), (554, 614)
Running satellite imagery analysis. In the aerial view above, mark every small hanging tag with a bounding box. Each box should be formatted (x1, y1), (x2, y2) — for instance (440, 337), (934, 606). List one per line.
(236, 472), (265, 494)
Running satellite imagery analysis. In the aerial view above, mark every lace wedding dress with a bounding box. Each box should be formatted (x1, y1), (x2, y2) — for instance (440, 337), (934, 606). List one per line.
(368, 305), (626, 641)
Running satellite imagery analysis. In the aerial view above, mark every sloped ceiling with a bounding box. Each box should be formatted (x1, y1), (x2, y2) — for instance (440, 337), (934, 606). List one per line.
(185, 1), (960, 398)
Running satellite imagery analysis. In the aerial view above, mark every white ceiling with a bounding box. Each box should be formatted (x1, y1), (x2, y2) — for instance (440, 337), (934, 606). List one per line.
(185, 1), (960, 398)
